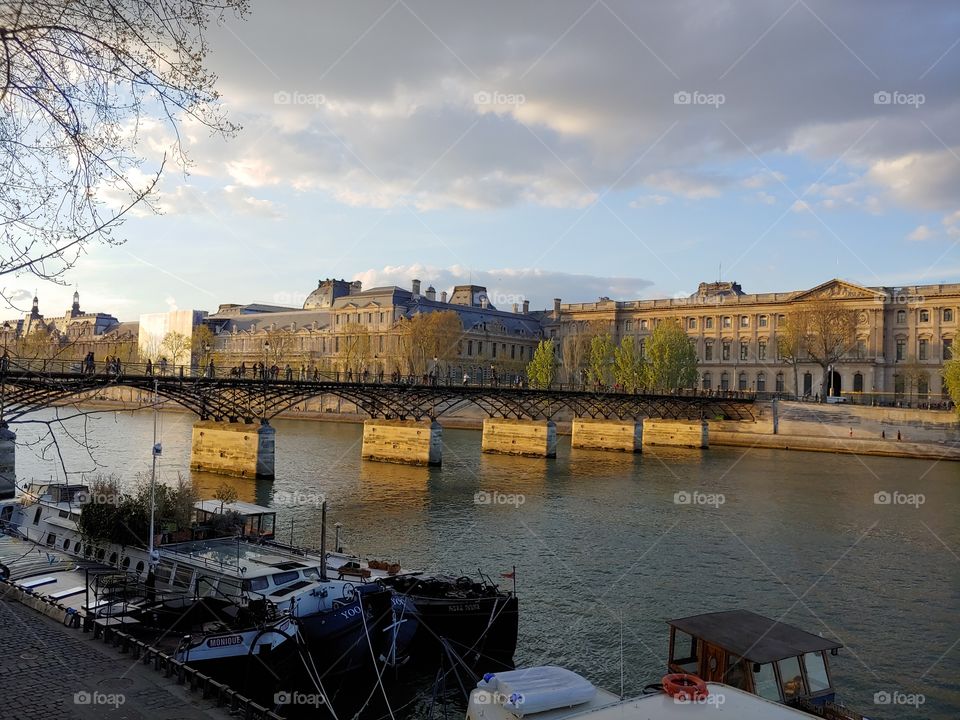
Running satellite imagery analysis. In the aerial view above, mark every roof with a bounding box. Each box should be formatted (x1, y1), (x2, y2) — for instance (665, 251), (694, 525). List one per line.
(195, 499), (275, 517)
(668, 610), (841, 664)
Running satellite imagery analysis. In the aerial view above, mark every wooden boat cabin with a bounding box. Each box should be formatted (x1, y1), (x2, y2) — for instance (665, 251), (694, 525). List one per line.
(193, 500), (276, 539)
(667, 610), (843, 709)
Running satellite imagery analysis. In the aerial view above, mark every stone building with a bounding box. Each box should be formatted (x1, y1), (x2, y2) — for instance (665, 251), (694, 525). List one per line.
(542, 278), (957, 402)
(205, 278), (543, 380)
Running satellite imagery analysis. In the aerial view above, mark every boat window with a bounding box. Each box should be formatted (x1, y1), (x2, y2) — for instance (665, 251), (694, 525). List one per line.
(46, 533), (56, 546)
(155, 561), (175, 584)
(802, 652), (830, 693)
(778, 656), (805, 701)
(724, 655), (750, 691)
(218, 578), (243, 597)
(173, 565), (195, 589)
(671, 630), (698, 673)
(752, 663), (780, 702)
(243, 576), (269, 592)
(272, 570), (299, 586)
(303, 567), (321, 580)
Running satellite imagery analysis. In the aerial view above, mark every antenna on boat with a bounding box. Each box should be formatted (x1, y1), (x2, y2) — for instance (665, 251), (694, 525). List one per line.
(147, 377), (161, 571)
(319, 500), (327, 581)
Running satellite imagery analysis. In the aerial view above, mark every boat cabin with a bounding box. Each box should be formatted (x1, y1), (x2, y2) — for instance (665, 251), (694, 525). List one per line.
(194, 499), (276, 539)
(667, 610), (842, 707)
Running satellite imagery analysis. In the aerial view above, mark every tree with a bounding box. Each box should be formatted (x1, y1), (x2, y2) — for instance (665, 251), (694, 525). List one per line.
(526, 340), (556, 389)
(341, 322), (371, 374)
(587, 333), (614, 388)
(613, 336), (645, 392)
(191, 325), (216, 366)
(0, 1), (247, 282)
(559, 321), (606, 386)
(264, 327), (296, 366)
(644, 319), (698, 391)
(213, 482), (239, 513)
(942, 359), (960, 414)
(399, 311), (463, 375)
(161, 331), (190, 365)
(777, 311), (810, 397)
(800, 300), (858, 399)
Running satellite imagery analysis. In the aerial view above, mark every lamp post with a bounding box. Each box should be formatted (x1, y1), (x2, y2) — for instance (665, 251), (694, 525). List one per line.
(203, 341), (211, 377)
(262, 340), (270, 419)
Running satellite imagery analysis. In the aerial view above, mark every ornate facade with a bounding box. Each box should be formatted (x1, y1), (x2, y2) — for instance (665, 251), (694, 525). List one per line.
(542, 278), (957, 402)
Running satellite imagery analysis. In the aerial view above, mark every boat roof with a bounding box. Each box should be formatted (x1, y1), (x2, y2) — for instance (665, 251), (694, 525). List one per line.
(668, 610), (842, 664)
(159, 538), (318, 578)
(471, 682), (814, 720)
(195, 499), (276, 517)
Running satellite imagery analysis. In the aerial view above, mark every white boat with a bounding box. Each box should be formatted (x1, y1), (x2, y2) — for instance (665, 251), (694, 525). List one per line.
(466, 666), (834, 720)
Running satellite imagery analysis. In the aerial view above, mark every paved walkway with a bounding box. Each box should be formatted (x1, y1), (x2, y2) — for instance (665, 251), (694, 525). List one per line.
(0, 592), (231, 720)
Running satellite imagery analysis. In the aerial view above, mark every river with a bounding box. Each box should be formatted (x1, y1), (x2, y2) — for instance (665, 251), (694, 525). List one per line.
(11, 408), (960, 720)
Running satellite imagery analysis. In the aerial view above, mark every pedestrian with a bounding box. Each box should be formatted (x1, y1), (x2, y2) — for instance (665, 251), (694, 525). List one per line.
(463, 372), (469, 386)
(207, 358), (215, 378)
(897, 430), (901, 441)
(285, 364), (293, 381)
(240, 361), (247, 378)
(159, 357), (167, 376)
(145, 358), (153, 376)
(346, 368), (353, 383)
(362, 367), (369, 383)
(881, 430), (886, 439)
(849, 427), (853, 437)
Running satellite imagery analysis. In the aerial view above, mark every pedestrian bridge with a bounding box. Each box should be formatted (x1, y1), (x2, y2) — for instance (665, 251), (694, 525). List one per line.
(0, 361), (756, 479)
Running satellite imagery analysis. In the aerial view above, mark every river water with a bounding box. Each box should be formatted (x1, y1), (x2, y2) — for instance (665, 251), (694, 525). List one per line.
(12, 408), (960, 720)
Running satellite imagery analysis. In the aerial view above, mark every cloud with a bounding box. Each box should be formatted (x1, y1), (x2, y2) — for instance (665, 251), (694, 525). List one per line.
(353, 264), (654, 308)
(174, 1), (960, 212)
(629, 194), (670, 208)
(907, 224), (935, 241)
(158, 184), (283, 219)
(755, 191), (776, 205)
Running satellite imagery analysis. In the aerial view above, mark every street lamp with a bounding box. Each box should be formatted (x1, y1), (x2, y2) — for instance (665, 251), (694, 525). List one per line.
(263, 340), (270, 379)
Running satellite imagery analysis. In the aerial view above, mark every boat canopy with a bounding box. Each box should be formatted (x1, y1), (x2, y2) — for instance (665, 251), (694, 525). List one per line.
(194, 499), (276, 538)
(667, 610), (842, 665)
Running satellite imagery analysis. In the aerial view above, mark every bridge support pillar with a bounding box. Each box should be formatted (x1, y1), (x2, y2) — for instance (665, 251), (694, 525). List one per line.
(0, 423), (15, 499)
(482, 419), (557, 458)
(572, 418), (642, 453)
(190, 421), (275, 479)
(361, 419), (442, 466)
(642, 419), (708, 449)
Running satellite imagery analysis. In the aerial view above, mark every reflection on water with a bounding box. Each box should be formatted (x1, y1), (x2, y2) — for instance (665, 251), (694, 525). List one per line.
(10, 409), (960, 720)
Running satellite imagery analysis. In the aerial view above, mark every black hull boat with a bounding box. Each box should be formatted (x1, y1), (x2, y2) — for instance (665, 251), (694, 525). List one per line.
(381, 575), (518, 668)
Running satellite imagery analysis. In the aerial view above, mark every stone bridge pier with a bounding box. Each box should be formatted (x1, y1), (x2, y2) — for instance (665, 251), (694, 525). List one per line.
(189, 420), (276, 479)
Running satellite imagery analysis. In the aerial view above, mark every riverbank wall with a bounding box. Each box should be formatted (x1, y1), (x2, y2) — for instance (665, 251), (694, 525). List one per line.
(65, 388), (960, 461)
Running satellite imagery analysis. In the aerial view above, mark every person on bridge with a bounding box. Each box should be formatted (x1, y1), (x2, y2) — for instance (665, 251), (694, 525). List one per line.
(285, 364), (293, 381)
(145, 358), (153, 376)
(207, 359), (215, 378)
(0, 351), (8, 373)
(159, 357), (168, 376)
(240, 361), (247, 378)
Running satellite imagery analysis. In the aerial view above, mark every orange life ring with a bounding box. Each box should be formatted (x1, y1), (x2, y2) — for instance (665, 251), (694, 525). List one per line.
(661, 674), (708, 701)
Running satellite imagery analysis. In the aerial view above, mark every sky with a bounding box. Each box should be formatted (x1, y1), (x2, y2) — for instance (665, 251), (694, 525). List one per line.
(7, 0), (960, 320)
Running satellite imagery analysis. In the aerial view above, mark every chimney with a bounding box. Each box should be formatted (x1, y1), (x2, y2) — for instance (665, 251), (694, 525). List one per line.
(522, 300), (530, 314)
(554, 298), (561, 317)
(440, 290), (448, 303)
(412, 279), (421, 298)
(512, 303), (519, 314)
(426, 286), (436, 301)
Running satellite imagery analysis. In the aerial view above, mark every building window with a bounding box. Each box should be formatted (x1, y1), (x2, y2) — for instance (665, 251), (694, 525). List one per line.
(640, 319), (648, 331)
(756, 373), (765, 392)
(705, 341), (713, 361)
(705, 317), (714, 329)
(722, 316), (731, 328)
(467, 340), (473, 356)
(492, 343), (497, 358)
(919, 309), (930, 323)
(739, 316), (749, 328)
(722, 341), (730, 361)
(775, 372), (784, 393)
(853, 373), (864, 392)
(896, 338), (905, 361)
(759, 315), (768, 328)
(945, 338), (954, 360)
(740, 342), (749, 361)
(758, 340), (767, 361)
(702, 372), (711, 390)
(738, 372), (748, 391)
(919, 339), (928, 360)
(639, 339), (646, 359)
(688, 317), (696, 330)
(894, 374), (905, 396)
(918, 375), (929, 398)
(897, 310), (906, 324)
(803, 372), (813, 395)
(945, 309), (954, 323)
(720, 372), (729, 391)
(477, 341), (483, 356)
(511, 344), (516, 359)
(625, 319), (633, 332)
